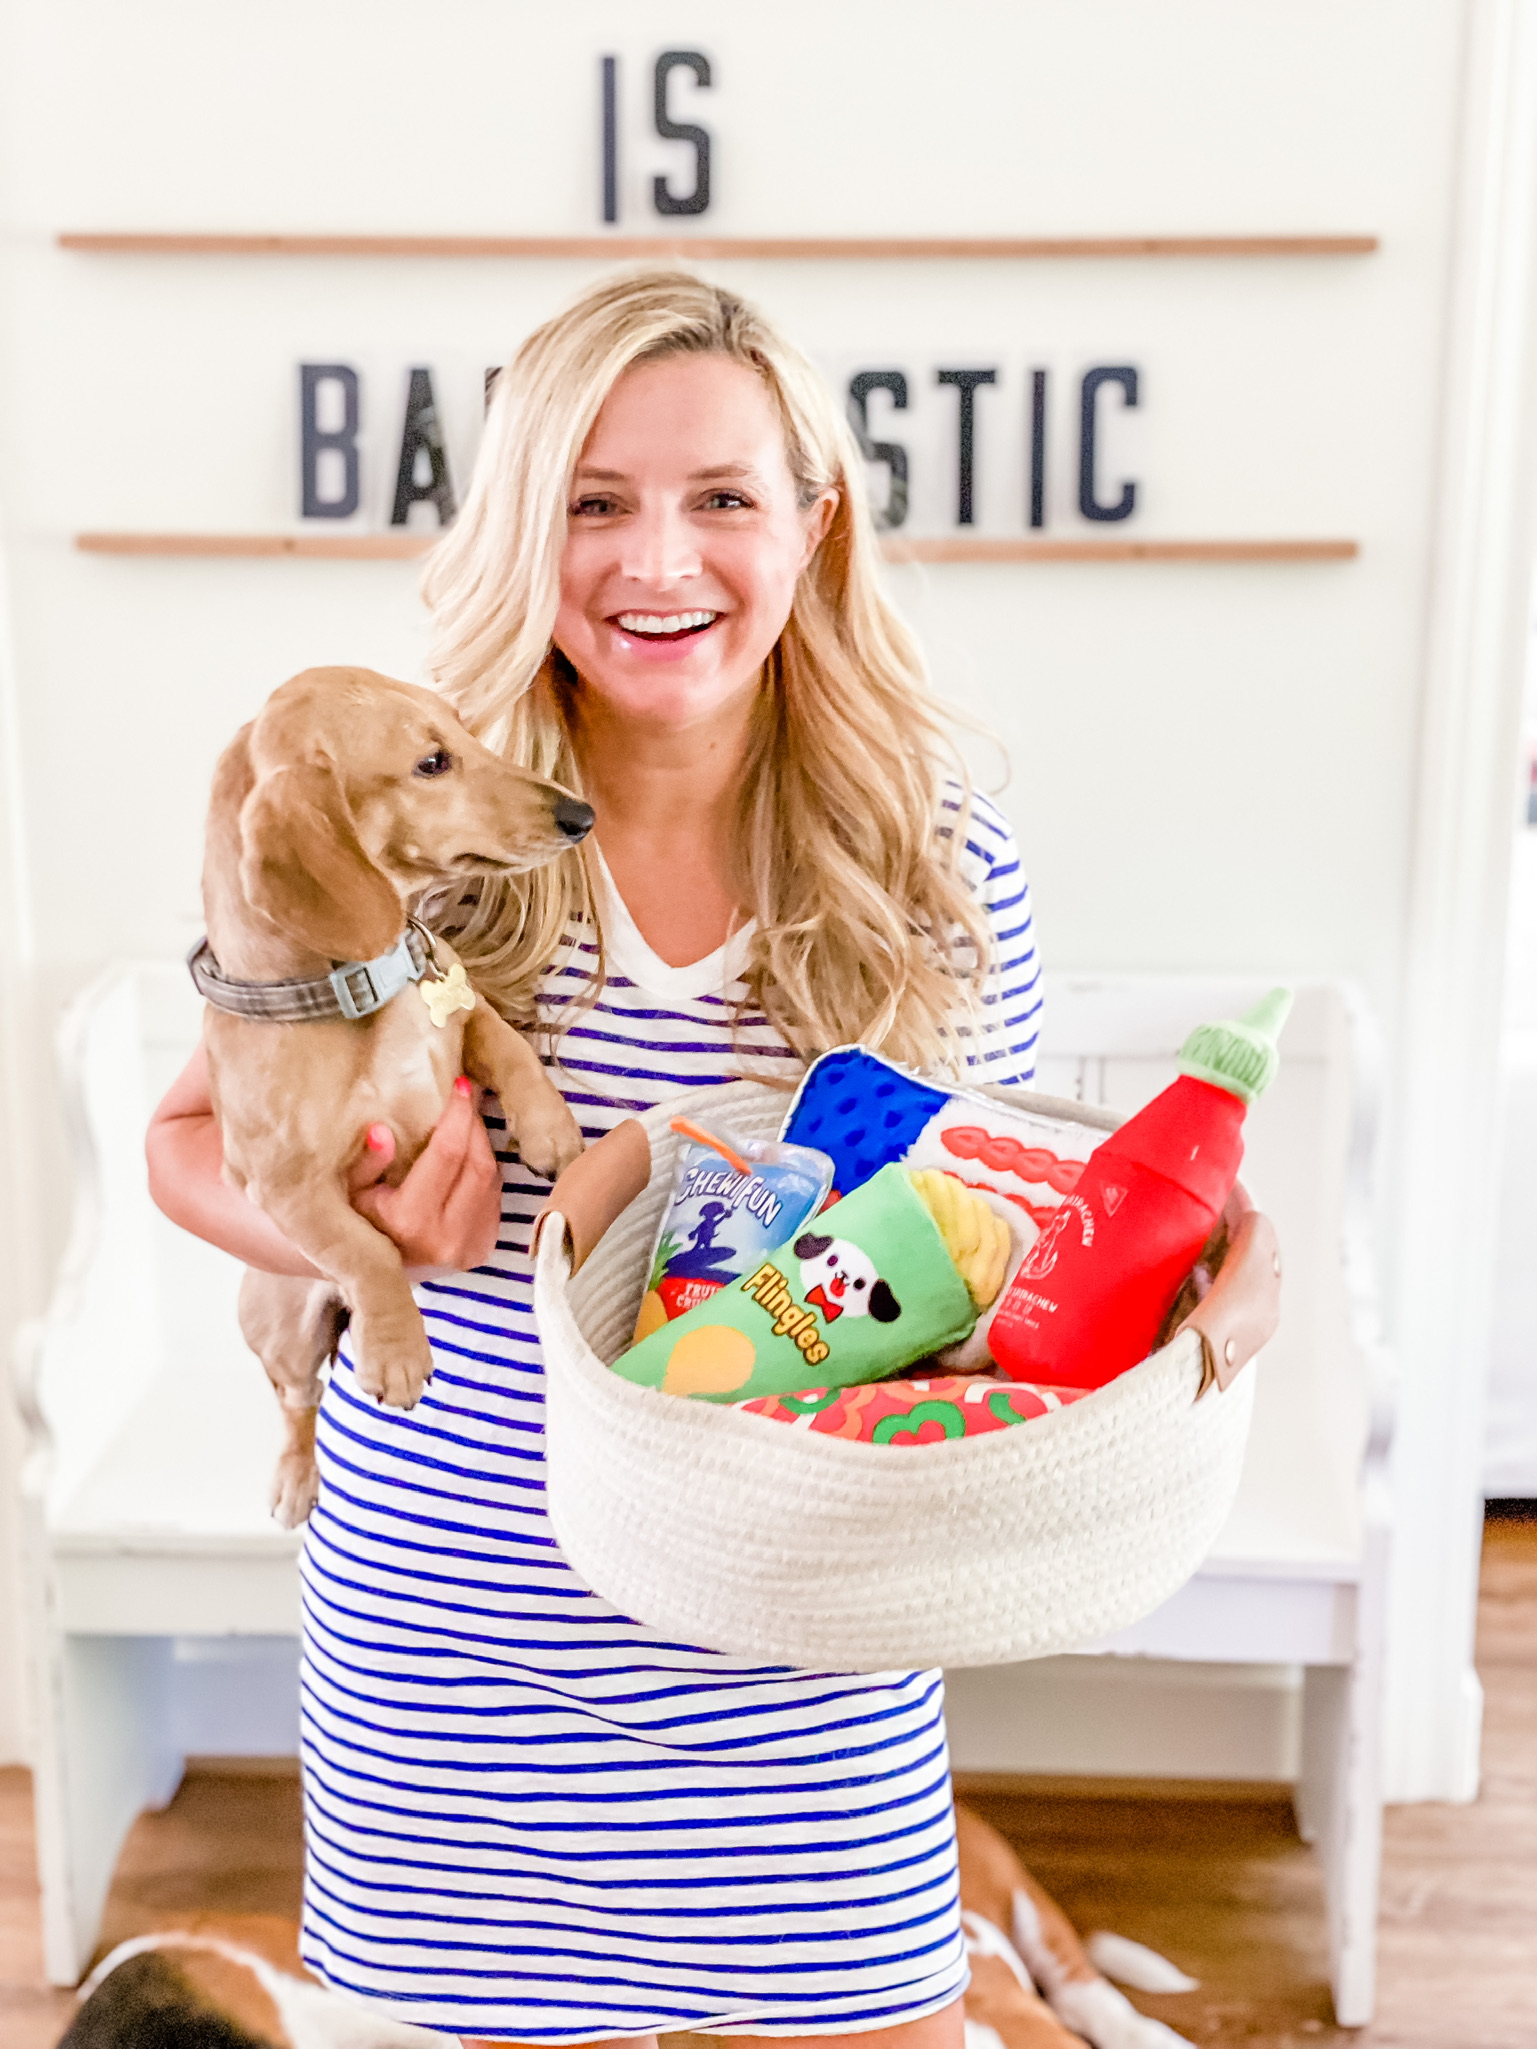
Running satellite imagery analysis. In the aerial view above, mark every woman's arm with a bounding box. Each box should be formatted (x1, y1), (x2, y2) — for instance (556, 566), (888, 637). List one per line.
(146, 1044), (505, 1277)
(147, 1045), (320, 1275)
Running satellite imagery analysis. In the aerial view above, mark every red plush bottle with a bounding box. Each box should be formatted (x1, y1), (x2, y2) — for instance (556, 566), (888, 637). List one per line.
(988, 988), (1290, 1392)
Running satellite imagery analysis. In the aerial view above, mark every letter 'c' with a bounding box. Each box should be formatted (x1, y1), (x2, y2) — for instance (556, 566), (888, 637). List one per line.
(1079, 365), (1139, 522)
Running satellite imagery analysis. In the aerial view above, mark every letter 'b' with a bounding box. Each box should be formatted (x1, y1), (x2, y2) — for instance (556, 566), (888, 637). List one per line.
(300, 364), (360, 520)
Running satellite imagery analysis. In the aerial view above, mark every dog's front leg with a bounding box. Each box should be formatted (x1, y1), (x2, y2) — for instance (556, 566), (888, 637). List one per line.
(462, 999), (584, 1181)
(256, 1180), (433, 1412)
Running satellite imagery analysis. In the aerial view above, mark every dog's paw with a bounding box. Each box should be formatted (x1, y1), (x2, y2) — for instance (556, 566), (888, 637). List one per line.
(516, 1103), (586, 1182)
(270, 1449), (321, 1529)
(1051, 1980), (1195, 2049)
(350, 1316), (434, 1411)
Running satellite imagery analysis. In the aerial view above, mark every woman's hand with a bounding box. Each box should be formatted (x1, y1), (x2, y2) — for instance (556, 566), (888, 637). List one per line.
(350, 1078), (504, 1275)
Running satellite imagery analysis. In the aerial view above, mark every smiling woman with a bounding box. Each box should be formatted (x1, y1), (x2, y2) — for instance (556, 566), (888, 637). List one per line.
(152, 268), (1041, 2049)
(423, 270), (1002, 1068)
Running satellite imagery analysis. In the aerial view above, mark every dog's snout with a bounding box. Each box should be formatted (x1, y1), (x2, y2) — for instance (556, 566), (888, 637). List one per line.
(553, 797), (595, 841)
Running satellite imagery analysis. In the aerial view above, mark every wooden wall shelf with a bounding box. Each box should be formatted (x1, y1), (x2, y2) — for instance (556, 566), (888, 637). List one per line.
(57, 232), (1378, 260)
(76, 532), (430, 559)
(74, 532), (1359, 565)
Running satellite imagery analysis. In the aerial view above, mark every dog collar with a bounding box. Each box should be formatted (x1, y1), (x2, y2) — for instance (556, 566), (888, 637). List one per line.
(188, 920), (440, 1023)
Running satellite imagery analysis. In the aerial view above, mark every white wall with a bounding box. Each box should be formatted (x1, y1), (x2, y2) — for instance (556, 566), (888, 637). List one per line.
(1485, 652), (1537, 1497)
(0, 0), (1528, 1796)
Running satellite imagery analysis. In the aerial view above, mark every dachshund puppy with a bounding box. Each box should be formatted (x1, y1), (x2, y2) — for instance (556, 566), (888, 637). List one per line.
(198, 667), (591, 1526)
(60, 1932), (449, 2045)
(62, 1819), (1190, 2049)
(957, 1801), (1193, 2049)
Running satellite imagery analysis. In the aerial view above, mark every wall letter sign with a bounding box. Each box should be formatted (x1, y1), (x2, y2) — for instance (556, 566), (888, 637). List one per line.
(1079, 365), (1139, 523)
(937, 368), (998, 527)
(601, 54), (619, 224)
(302, 358), (1148, 536)
(390, 368), (457, 528)
(299, 365), (360, 520)
(848, 370), (909, 531)
(1029, 369), (1048, 530)
(653, 50), (712, 216)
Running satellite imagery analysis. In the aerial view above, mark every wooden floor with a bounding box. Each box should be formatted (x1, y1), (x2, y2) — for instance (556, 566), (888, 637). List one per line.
(3, 1519), (1535, 2049)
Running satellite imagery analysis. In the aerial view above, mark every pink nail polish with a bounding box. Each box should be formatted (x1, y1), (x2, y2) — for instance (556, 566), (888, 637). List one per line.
(366, 1123), (391, 1152)
(453, 1076), (473, 1098)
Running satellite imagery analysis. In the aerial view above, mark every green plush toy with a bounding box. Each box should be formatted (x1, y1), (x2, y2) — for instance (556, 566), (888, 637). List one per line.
(613, 1162), (1011, 1402)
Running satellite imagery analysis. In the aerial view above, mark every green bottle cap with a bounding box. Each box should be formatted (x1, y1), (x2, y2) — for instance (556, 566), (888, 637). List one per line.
(1178, 986), (1293, 1106)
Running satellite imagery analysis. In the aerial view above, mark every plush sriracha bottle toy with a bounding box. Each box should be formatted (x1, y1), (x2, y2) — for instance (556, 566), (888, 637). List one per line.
(987, 987), (1291, 1392)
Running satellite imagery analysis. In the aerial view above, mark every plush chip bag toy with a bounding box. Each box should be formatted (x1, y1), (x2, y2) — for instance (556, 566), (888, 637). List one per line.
(613, 1163), (1014, 1402)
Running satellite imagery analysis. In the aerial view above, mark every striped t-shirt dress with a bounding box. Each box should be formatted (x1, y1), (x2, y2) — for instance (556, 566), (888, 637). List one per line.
(298, 791), (1042, 2039)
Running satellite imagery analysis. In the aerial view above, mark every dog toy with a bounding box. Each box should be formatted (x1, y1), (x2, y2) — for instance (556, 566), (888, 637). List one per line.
(781, 1045), (1105, 1230)
(632, 1119), (833, 1341)
(780, 1047), (950, 1190)
(989, 988), (1291, 1390)
(613, 1163), (1010, 1402)
(739, 1372), (1087, 1442)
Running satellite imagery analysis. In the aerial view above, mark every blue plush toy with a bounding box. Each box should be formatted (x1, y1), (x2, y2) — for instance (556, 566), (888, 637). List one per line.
(780, 1047), (949, 1196)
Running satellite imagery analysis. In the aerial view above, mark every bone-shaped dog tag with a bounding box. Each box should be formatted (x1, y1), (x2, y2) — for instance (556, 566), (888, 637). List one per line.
(419, 961), (476, 1028)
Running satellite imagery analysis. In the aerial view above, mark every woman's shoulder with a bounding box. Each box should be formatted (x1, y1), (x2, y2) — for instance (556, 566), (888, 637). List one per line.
(935, 779), (1024, 893)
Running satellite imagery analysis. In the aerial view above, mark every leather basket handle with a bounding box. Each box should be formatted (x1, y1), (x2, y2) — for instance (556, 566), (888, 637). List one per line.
(1177, 1184), (1283, 1396)
(533, 1118), (652, 1273)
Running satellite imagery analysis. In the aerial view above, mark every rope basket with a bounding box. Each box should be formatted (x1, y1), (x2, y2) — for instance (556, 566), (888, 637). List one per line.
(535, 1080), (1266, 1672)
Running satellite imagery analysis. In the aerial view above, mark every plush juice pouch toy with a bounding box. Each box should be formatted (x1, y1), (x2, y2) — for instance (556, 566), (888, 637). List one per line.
(615, 1163), (1011, 1402)
(632, 1119), (834, 1343)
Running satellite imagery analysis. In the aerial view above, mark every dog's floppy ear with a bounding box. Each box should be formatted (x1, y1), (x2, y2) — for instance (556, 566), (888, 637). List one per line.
(239, 761), (402, 961)
(869, 1280), (902, 1323)
(794, 1232), (832, 1260)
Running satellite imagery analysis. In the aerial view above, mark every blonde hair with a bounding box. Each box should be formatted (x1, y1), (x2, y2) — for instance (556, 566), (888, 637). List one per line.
(423, 267), (989, 1072)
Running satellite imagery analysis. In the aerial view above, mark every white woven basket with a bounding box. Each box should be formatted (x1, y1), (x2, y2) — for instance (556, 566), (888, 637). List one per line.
(536, 1080), (1257, 1672)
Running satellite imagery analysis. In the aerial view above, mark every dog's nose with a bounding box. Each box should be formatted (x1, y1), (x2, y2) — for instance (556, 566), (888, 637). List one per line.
(553, 797), (595, 841)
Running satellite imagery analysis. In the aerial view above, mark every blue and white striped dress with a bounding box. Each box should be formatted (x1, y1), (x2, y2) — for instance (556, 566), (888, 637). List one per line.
(299, 791), (1041, 2040)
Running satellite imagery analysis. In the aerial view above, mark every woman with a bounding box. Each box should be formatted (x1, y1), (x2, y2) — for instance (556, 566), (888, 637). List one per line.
(149, 270), (1040, 2047)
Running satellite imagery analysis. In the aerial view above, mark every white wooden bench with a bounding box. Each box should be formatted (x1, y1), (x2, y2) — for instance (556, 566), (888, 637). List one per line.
(948, 975), (1391, 2026)
(15, 963), (299, 1986)
(13, 965), (1391, 2023)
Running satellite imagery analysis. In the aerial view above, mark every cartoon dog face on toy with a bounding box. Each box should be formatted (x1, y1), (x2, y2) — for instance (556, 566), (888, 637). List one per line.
(792, 1232), (902, 1324)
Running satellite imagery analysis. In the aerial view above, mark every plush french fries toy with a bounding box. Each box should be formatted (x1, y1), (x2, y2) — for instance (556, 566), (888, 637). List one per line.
(614, 1163), (1013, 1402)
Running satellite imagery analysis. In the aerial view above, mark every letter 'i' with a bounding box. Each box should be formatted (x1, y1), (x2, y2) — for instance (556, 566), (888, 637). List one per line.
(1030, 370), (1047, 528)
(601, 56), (619, 224)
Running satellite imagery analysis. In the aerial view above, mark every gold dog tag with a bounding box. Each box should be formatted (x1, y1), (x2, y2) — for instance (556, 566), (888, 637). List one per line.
(419, 961), (476, 1028)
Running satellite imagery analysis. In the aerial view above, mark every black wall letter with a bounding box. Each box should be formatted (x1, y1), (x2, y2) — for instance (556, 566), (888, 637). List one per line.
(653, 50), (711, 216)
(1078, 365), (1138, 522)
(601, 55), (619, 223)
(1029, 369), (1047, 529)
(937, 368), (997, 526)
(300, 364), (359, 520)
(390, 368), (457, 528)
(848, 371), (909, 531)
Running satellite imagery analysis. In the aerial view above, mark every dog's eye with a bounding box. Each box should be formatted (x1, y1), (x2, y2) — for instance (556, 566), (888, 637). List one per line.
(414, 748), (453, 778)
(853, 1277), (867, 1290)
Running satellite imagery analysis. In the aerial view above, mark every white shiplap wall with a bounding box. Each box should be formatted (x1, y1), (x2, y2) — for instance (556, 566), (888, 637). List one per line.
(0, 0), (1530, 1799)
